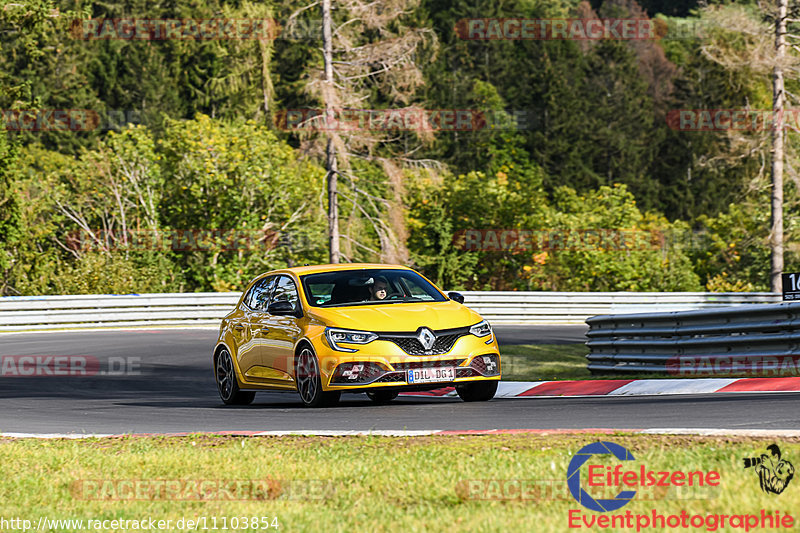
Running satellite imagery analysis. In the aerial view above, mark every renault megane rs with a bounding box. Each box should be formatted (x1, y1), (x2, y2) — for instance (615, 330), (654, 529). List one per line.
(213, 263), (501, 407)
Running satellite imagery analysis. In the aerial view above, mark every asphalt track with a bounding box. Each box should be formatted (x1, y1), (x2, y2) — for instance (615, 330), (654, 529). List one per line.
(1, 327), (799, 434)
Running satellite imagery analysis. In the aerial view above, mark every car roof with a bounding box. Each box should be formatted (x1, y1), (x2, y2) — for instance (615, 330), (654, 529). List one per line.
(264, 263), (414, 277)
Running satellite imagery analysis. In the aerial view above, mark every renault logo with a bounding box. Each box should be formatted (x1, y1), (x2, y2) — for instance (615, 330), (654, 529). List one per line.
(417, 327), (436, 351)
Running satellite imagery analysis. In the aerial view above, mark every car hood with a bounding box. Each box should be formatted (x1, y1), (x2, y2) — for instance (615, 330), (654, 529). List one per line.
(307, 300), (483, 332)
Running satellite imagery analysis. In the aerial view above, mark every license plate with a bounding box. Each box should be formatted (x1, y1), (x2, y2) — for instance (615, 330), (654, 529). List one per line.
(406, 366), (455, 384)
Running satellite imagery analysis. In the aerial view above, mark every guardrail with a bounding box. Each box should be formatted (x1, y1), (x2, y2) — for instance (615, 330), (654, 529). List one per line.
(586, 301), (800, 375)
(461, 292), (779, 324)
(0, 291), (781, 331)
(0, 293), (240, 332)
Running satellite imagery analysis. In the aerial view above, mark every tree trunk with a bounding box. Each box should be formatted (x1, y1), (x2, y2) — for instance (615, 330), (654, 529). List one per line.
(258, 38), (273, 126)
(322, 0), (340, 263)
(326, 136), (339, 263)
(771, 0), (787, 292)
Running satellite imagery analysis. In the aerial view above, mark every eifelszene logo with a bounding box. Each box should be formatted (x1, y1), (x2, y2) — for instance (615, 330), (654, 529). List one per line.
(567, 441), (721, 512)
(566, 441), (799, 530)
(743, 444), (795, 495)
(567, 442), (637, 512)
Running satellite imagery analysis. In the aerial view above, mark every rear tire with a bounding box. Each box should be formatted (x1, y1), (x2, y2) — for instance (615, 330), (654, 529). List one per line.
(215, 348), (256, 405)
(295, 345), (340, 407)
(366, 390), (399, 404)
(455, 380), (498, 402)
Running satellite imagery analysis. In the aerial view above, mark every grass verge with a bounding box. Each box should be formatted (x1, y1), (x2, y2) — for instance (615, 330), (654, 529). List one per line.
(501, 344), (591, 381)
(1, 434), (798, 532)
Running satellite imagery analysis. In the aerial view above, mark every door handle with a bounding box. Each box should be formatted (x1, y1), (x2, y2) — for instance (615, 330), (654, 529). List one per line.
(233, 324), (244, 331)
(253, 326), (269, 335)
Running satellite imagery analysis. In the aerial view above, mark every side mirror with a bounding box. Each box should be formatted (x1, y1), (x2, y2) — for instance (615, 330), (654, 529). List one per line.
(268, 300), (299, 316)
(447, 291), (465, 304)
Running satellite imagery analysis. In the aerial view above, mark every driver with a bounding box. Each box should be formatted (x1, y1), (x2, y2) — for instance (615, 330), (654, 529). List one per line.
(370, 277), (389, 301)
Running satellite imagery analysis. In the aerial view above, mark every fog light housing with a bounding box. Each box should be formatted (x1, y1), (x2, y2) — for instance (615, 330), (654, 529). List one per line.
(470, 354), (500, 376)
(331, 362), (386, 384)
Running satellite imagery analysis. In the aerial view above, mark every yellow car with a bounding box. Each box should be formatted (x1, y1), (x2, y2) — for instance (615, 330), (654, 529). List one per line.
(213, 263), (501, 407)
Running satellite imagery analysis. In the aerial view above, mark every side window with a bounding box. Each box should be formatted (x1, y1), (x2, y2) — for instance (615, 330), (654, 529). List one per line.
(244, 276), (275, 311)
(271, 275), (300, 312)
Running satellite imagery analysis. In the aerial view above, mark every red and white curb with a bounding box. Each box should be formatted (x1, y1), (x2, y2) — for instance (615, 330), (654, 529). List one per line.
(4, 428), (800, 439)
(400, 377), (800, 398)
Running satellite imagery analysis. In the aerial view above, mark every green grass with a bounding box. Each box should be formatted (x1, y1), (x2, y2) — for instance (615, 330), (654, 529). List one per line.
(501, 344), (592, 381)
(1, 434), (797, 532)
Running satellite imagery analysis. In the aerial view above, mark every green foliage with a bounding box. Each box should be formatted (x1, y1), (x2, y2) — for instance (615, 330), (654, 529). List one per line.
(532, 186), (701, 291)
(690, 202), (772, 291)
(409, 178), (702, 292)
(0, 0), (789, 294)
(158, 115), (327, 291)
(4, 116), (327, 295)
(52, 252), (180, 294)
(0, 0), (97, 153)
(0, 134), (22, 290)
(1, 0), (274, 153)
(406, 172), (480, 290)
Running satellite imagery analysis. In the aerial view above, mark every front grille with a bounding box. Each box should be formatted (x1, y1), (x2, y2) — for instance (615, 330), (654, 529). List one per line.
(379, 327), (469, 355)
(391, 359), (465, 371)
(375, 372), (405, 383)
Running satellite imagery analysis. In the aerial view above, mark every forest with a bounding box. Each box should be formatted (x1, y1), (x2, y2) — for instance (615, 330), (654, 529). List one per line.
(0, 0), (796, 294)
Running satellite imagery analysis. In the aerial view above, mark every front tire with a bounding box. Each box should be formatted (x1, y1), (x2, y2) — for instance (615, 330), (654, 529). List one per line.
(215, 348), (256, 405)
(295, 345), (340, 407)
(456, 380), (498, 402)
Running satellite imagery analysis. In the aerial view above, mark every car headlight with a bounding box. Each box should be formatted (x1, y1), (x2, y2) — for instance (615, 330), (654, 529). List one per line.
(325, 328), (379, 352)
(469, 320), (492, 338)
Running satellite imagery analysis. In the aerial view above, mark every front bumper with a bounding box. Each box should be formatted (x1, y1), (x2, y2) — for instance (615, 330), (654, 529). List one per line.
(324, 353), (501, 390)
(311, 325), (502, 392)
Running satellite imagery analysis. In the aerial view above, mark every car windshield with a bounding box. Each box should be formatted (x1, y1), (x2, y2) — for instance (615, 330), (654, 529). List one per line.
(301, 269), (447, 307)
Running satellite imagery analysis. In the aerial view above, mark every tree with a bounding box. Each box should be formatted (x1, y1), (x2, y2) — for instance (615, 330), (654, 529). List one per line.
(287, 0), (437, 264)
(321, 0), (339, 262)
(771, 0), (787, 291)
(158, 115), (327, 290)
(0, 134), (22, 294)
(649, 30), (761, 220)
(420, 0), (670, 209)
(2, 0), (277, 153)
(698, 1), (800, 291)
